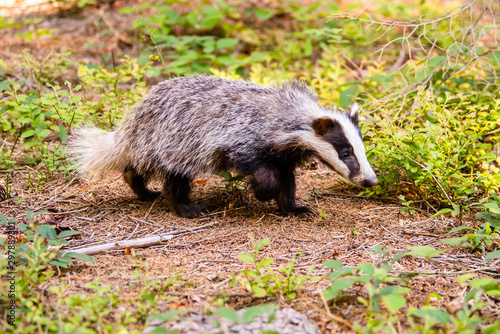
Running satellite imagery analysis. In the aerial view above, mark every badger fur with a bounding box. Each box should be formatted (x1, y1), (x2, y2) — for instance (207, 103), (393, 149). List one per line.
(70, 76), (378, 218)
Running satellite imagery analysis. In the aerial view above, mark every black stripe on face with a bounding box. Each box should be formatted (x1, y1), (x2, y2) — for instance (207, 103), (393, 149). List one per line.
(312, 117), (361, 178)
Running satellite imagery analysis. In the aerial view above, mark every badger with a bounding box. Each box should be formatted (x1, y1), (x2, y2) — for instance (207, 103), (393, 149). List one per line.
(70, 76), (378, 218)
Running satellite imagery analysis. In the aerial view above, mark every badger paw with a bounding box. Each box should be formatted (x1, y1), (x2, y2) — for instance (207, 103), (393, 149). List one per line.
(138, 190), (161, 202)
(288, 206), (318, 218)
(176, 203), (204, 218)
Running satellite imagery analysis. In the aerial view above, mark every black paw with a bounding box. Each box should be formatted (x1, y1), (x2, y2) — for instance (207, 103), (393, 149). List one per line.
(138, 190), (161, 202)
(137, 190), (161, 202)
(176, 203), (204, 218)
(288, 206), (318, 218)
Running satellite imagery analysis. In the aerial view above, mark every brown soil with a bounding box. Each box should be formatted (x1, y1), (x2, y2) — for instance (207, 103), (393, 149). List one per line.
(3, 163), (500, 332)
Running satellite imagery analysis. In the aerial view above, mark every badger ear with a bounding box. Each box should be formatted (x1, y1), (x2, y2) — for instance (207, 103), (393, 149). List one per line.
(312, 117), (337, 137)
(346, 103), (360, 125)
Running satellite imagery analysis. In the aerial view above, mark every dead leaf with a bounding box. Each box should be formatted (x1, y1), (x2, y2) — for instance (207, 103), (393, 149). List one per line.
(193, 178), (207, 185)
(68, 275), (79, 282)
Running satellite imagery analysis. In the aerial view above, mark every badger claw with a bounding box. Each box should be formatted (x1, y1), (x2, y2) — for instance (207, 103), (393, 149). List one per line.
(288, 206), (318, 218)
(176, 203), (204, 218)
(138, 191), (161, 202)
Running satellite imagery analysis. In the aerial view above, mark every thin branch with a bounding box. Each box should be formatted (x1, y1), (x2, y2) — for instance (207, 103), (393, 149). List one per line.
(65, 234), (174, 255)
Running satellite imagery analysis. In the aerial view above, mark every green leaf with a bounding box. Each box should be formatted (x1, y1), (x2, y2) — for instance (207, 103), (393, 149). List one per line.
(255, 238), (270, 252)
(485, 250), (500, 261)
(59, 124), (68, 142)
(431, 208), (453, 218)
(216, 307), (238, 323)
(57, 230), (80, 238)
(238, 253), (255, 262)
(36, 225), (57, 240)
(448, 226), (474, 233)
(427, 56), (447, 68)
(241, 269), (258, 277)
(457, 273), (476, 285)
(251, 286), (267, 297)
(370, 244), (384, 253)
(483, 202), (500, 214)
(441, 236), (468, 246)
(381, 294), (406, 314)
(199, 6), (222, 30)
(219, 171), (232, 180)
(407, 245), (446, 258)
(339, 86), (357, 108)
(357, 263), (375, 275)
(50, 259), (68, 268)
(56, 255), (73, 263)
(408, 307), (450, 324)
(64, 252), (96, 262)
(258, 258), (273, 267)
(323, 277), (357, 300)
(37, 129), (51, 138)
(424, 293), (441, 306)
(216, 38), (238, 49)
(241, 304), (276, 323)
(323, 260), (342, 270)
(254, 8), (274, 20)
(467, 278), (500, 292)
(304, 38), (312, 56)
(391, 252), (408, 264)
(21, 129), (35, 138)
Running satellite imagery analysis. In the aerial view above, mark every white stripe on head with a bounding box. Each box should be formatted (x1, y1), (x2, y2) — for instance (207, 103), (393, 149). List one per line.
(298, 131), (350, 178)
(296, 105), (376, 186)
(338, 113), (376, 184)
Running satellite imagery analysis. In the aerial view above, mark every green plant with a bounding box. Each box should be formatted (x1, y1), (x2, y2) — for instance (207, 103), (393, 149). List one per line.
(322, 258), (410, 330)
(77, 56), (150, 128)
(1, 211), (94, 270)
(128, 253), (179, 321)
(322, 245), (452, 331)
(441, 195), (500, 252)
(408, 275), (500, 333)
(234, 236), (318, 299)
(0, 211), (96, 332)
(0, 55), (151, 189)
(219, 171), (246, 190)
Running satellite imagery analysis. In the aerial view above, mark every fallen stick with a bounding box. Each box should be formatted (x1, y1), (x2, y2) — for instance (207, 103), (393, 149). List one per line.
(66, 234), (174, 255)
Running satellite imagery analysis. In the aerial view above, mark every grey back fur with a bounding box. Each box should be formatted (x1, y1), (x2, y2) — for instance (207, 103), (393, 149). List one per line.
(115, 76), (333, 178)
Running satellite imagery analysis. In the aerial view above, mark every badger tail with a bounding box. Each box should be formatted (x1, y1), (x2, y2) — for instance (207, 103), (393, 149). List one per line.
(69, 126), (128, 179)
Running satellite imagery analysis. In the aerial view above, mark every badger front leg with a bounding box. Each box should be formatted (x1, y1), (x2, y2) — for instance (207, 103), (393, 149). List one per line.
(275, 164), (317, 217)
(249, 166), (281, 202)
(163, 173), (203, 218)
(250, 164), (317, 217)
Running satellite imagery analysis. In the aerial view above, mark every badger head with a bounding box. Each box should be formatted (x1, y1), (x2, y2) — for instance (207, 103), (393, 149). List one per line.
(309, 103), (378, 188)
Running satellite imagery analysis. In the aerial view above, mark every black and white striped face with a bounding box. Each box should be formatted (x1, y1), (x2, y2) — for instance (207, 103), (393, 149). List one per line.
(310, 104), (378, 187)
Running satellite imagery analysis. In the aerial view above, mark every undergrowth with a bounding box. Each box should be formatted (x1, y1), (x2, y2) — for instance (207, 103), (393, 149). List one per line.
(0, 0), (499, 332)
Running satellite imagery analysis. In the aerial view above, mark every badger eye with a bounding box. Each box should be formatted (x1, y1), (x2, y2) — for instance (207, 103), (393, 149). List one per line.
(342, 152), (350, 158)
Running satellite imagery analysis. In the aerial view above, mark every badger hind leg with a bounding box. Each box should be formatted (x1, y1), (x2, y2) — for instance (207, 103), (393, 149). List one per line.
(123, 168), (161, 202)
(274, 163), (318, 218)
(163, 173), (203, 218)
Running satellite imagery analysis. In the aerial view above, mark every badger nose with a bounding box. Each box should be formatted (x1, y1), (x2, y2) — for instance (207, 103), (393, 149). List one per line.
(362, 177), (378, 187)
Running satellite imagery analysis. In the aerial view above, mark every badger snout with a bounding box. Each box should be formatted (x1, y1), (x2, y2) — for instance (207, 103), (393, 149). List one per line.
(361, 177), (378, 188)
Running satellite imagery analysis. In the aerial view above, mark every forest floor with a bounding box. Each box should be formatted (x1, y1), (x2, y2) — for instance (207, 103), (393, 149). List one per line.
(6, 162), (492, 332)
(1, 0), (499, 333)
